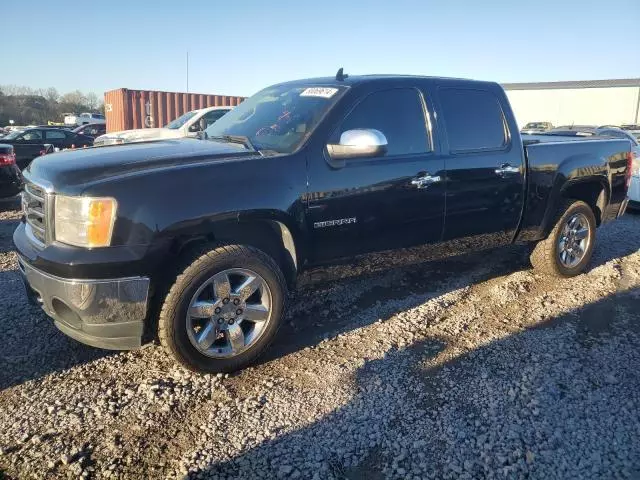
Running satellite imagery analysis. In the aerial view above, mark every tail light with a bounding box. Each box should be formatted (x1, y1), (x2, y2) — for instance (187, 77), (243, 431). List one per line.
(0, 152), (16, 166)
(625, 151), (633, 189)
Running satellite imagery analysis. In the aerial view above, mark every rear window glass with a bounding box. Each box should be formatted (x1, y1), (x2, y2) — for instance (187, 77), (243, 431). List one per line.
(439, 88), (507, 152)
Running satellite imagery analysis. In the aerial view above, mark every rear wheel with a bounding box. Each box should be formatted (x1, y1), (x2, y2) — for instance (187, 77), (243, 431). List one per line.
(530, 200), (596, 277)
(158, 244), (287, 373)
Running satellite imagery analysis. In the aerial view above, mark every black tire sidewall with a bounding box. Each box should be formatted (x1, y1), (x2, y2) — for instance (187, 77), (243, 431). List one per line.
(550, 202), (596, 277)
(169, 249), (285, 373)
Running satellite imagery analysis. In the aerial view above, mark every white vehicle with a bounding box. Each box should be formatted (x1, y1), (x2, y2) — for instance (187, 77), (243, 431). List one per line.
(94, 106), (231, 146)
(64, 112), (106, 126)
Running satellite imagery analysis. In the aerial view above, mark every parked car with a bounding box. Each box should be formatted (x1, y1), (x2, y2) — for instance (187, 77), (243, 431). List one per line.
(64, 112), (106, 126)
(0, 144), (22, 198)
(93, 106), (231, 146)
(620, 125), (640, 141)
(73, 123), (106, 139)
(520, 122), (554, 134)
(14, 73), (632, 373)
(0, 127), (93, 169)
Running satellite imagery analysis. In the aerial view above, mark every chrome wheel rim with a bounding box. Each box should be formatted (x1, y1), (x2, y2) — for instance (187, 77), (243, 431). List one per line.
(558, 212), (591, 268)
(186, 268), (272, 358)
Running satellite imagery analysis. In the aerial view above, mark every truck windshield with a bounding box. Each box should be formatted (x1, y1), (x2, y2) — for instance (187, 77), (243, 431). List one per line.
(166, 111), (198, 129)
(2, 130), (22, 140)
(204, 84), (347, 154)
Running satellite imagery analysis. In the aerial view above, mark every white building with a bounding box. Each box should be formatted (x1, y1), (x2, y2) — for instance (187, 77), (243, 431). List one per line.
(503, 78), (640, 128)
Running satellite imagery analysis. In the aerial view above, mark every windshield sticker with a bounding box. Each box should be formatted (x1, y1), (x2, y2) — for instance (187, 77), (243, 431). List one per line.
(300, 87), (339, 98)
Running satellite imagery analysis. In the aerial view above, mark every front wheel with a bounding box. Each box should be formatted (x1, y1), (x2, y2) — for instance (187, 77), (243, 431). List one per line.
(530, 200), (596, 277)
(158, 244), (287, 373)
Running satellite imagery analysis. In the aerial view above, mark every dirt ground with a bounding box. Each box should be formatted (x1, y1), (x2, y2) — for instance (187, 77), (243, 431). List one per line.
(1, 197), (639, 479)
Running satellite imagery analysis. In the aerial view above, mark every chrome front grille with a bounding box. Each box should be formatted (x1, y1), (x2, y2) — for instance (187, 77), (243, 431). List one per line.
(23, 182), (49, 245)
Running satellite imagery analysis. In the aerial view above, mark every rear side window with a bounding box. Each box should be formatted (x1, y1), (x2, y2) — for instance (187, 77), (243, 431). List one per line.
(439, 88), (507, 152)
(337, 88), (430, 156)
(45, 130), (67, 140)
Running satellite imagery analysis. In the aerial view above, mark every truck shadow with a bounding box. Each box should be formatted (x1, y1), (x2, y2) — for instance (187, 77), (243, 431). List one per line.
(196, 288), (640, 479)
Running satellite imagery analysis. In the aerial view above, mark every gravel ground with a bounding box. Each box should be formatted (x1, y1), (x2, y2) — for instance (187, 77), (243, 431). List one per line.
(1, 196), (639, 479)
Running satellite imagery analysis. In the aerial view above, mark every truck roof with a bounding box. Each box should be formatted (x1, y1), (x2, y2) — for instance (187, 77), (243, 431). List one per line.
(276, 74), (500, 89)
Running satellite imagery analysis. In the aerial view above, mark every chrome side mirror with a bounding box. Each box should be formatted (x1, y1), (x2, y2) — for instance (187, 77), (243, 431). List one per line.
(327, 129), (388, 160)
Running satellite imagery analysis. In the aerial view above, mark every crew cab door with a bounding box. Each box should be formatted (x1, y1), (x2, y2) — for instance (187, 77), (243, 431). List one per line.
(436, 87), (525, 247)
(306, 87), (445, 262)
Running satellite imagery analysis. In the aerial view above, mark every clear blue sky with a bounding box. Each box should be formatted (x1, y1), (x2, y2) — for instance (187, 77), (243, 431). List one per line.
(4, 0), (639, 97)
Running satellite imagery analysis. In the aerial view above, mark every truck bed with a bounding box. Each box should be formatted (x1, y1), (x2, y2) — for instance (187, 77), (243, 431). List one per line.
(522, 133), (622, 144)
(519, 136), (631, 242)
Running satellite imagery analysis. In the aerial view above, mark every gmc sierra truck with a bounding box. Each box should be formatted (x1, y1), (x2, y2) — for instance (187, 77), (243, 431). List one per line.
(14, 72), (633, 373)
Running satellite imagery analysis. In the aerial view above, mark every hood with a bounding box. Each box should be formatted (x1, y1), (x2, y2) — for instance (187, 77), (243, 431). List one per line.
(95, 128), (183, 145)
(25, 138), (255, 191)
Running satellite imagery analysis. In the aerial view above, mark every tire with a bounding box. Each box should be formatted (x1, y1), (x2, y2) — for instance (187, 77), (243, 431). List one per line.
(158, 244), (287, 373)
(530, 199), (596, 277)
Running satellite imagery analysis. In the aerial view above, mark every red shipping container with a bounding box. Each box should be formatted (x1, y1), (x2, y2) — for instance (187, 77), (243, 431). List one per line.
(104, 88), (245, 133)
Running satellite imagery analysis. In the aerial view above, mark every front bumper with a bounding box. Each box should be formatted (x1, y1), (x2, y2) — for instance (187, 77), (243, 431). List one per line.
(17, 255), (150, 350)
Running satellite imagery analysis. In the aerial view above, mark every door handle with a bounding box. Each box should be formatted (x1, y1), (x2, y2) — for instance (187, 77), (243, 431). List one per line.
(495, 164), (520, 177)
(411, 173), (441, 189)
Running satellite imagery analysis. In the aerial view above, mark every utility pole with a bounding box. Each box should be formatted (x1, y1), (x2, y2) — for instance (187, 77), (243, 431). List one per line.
(186, 51), (189, 94)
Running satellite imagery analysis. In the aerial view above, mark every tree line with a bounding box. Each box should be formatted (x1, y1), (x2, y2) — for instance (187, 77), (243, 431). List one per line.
(0, 85), (104, 127)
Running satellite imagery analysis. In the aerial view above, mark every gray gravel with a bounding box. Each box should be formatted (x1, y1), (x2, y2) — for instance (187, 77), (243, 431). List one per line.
(1, 197), (639, 479)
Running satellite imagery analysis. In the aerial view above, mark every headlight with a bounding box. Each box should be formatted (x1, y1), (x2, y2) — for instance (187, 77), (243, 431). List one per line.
(55, 195), (117, 248)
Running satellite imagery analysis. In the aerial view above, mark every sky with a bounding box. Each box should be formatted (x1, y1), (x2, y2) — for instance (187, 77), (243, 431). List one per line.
(4, 0), (640, 98)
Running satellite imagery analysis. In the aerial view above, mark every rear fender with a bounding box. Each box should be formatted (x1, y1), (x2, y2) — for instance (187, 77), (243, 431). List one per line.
(539, 154), (609, 237)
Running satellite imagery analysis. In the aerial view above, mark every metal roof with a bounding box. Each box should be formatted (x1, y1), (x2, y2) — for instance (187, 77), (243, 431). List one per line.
(503, 78), (640, 90)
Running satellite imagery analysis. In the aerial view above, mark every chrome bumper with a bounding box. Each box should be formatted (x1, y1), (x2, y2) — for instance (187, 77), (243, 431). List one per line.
(17, 256), (150, 350)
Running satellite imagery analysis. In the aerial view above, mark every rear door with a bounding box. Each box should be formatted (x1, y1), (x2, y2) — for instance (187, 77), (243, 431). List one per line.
(44, 129), (69, 149)
(306, 87), (446, 262)
(436, 87), (525, 247)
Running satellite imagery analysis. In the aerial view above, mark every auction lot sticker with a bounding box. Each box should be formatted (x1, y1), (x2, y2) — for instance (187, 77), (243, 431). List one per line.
(300, 87), (339, 98)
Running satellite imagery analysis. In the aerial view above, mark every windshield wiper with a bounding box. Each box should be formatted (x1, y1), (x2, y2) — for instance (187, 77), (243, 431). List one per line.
(208, 134), (257, 152)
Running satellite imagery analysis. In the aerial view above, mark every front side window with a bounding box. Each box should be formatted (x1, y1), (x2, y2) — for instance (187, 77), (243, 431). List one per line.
(205, 84), (346, 154)
(336, 88), (430, 157)
(202, 109), (228, 128)
(20, 130), (43, 141)
(440, 88), (507, 152)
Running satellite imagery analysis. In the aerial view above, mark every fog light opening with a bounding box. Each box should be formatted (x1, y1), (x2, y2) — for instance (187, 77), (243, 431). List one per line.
(51, 298), (82, 328)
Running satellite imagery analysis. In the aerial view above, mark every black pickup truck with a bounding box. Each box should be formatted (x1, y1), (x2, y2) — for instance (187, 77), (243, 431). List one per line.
(14, 73), (633, 373)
